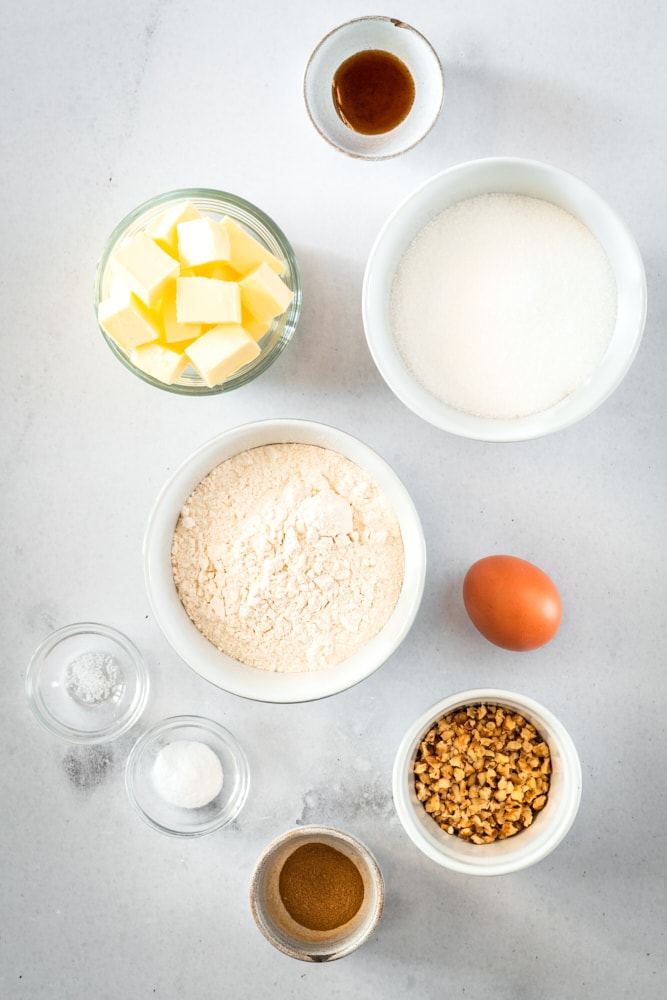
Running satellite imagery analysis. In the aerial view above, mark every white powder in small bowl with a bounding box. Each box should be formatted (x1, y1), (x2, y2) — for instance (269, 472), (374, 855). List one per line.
(65, 651), (121, 705)
(391, 193), (617, 420)
(152, 740), (223, 809)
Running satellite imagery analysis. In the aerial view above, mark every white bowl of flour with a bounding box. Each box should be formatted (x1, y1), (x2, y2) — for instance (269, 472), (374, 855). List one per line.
(363, 157), (647, 441)
(144, 419), (426, 702)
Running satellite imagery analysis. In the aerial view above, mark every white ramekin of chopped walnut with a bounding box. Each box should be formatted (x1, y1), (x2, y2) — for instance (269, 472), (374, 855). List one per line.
(392, 689), (582, 875)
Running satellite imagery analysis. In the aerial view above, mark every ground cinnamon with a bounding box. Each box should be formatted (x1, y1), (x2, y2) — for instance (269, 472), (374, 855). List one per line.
(278, 842), (365, 932)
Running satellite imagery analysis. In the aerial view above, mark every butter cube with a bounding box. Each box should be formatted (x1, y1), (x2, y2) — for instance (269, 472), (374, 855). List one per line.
(98, 292), (161, 351)
(131, 342), (190, 384)
(176, 277), (241, 324)
(144, 201), (201, 254)
(239, 262), (293, 324)
(220, 216), (284, 275)
(177, 217), (231, 269)
(187, 262), (240, 281)
(241, 306), (273, 343)
(110, 232), (179, 306)
(160, 280), (203, 344)
(185, 325), (260, 386)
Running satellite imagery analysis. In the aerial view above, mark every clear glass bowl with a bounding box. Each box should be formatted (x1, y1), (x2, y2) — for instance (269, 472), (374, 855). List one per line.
(125, 715), (250, 837)
(26, 622), (150, 744)
(94, 188), (301, 395)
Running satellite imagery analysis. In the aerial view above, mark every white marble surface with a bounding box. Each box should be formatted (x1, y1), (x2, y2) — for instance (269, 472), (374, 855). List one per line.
(2, 2), (666, 997)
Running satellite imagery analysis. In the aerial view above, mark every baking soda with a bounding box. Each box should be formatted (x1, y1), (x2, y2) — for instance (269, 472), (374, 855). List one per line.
(152, 741), (223, 809)
(391, 193), (618, 419)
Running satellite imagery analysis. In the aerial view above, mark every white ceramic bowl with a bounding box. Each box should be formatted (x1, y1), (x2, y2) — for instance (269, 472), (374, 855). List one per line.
(363, 157), (647, 441)
(303, 16), (444, 159)
(392, 689), (582, 876)
(250, 825), (384, 962)
(144, 419), (426, 703)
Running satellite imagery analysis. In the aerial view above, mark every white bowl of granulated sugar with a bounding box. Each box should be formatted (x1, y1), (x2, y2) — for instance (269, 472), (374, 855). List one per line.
(144, 419), (426, 703)
(363, 157), (647, 442)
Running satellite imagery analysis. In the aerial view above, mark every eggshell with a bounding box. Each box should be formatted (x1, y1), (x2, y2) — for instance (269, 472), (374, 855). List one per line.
(462, 555), (562, 651)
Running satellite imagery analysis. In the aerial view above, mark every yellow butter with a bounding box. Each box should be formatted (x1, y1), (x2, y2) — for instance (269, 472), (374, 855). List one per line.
(160, 280), (203, 344)
(186, 262), (240, 281)
(144, 201), (201, 254)
(131, 342), (190, 384)
(176, 277), (241, 325)
(109, 232), (179, 306)
(241, 306), (273, 343)
(220, 216), (284, 275)
(239, 262), (293, 324)
(185, 325), (260, 386)
(177, 217), (231, 269)
(98, 292), (161, 351)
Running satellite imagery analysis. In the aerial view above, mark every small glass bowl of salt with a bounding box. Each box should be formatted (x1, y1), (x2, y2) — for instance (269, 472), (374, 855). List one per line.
(26, 622), (149, 744)
(125, 715), (250, 837)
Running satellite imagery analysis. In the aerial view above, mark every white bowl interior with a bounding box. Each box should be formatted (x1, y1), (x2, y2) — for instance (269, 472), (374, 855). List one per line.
(363, 157), (647, 440)
(392, 689), (582, 875)
(144, 419), (426, 703)
(304, 16), (444, 159)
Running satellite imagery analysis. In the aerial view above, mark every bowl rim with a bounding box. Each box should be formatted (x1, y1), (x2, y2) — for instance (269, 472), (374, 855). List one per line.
(143, 418), (426, 703)
(303, 15), (445, 160)
(124, 713), (250, 837)
(363, 156), (648, 440)
(94, 187), (301, 396)
(25, 621), (150, 744)
(249, 823), (385, 962)
(392, 687), (583, 875)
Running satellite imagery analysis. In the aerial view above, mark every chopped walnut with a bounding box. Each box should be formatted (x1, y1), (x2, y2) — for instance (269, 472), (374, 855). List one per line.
(413, 704), (552, 844)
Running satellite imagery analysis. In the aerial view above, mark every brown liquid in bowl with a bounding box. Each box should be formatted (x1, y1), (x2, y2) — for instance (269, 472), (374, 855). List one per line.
(332, 49), (415, 135)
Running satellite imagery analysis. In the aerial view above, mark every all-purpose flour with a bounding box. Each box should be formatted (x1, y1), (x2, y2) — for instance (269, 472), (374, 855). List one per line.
(171, 443), (405, 672)
(391, 193), (618, 419)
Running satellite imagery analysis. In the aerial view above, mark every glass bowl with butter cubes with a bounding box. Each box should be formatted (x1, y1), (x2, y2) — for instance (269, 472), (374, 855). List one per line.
(94, 189), (301, 394)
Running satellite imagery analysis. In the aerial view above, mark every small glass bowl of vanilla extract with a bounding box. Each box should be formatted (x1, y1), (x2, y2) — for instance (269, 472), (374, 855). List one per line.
(303, 16), (444, 159)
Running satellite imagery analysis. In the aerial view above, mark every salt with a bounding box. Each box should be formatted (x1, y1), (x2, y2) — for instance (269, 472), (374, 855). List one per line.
(65, 651), (120, 705)
(152, 740), (223, 809)
(391, 193), (618, 419)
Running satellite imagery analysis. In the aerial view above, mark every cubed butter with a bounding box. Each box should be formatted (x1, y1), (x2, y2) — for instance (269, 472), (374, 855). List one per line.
(98, 293), (161, 351)
(185, 325), (260, 386)
(185, 262), (240, 281)
(131, 342), (190, 384)
(241, 306), (273, 343)
(144, 200), (201, 254)
(160, 280), (203, 344)
(176, 277), (241, 324)
(220, 216), (284, 275)
(177, 217), (231, 269)
(239, 262), (293, 324)
(109, 232), (179, 306)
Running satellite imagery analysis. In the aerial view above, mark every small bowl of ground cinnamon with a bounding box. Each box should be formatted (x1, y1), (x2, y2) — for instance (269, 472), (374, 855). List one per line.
(250, 825), (384, 962)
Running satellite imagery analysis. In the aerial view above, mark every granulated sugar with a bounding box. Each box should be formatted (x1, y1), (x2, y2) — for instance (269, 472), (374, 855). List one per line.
(391, 193), (618, 419)
(171, 443), (404, 672)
